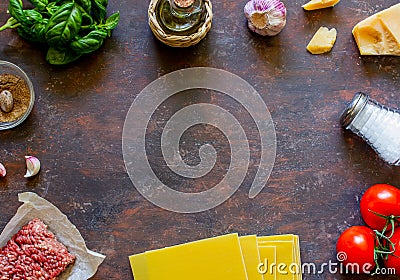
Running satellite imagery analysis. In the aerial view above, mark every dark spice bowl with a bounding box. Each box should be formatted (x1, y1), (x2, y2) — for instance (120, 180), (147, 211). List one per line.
(0, 61), (35, 130)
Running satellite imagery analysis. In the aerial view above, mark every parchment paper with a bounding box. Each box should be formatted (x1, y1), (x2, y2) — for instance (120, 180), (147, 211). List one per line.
(0, 192), (105, 280)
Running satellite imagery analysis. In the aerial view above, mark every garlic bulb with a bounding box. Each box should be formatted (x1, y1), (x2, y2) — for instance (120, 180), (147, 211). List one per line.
(0, 163), (6, 177)
(24, 156), (40, 178)
(244, 0), (287, 36)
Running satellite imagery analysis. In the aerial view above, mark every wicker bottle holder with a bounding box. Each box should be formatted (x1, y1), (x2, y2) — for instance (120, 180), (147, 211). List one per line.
(148, 0), (213, 47)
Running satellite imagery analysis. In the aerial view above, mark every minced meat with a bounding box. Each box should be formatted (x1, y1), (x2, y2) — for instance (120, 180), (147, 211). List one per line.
(0, 218), (76, 279)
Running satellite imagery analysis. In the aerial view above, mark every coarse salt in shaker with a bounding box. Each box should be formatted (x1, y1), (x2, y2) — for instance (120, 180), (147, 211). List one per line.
(340, 92), (400, 166)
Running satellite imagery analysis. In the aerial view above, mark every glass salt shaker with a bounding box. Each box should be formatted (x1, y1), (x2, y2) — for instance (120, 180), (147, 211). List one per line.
(340, 92), (400, 166)
(156, 0), (206, 35)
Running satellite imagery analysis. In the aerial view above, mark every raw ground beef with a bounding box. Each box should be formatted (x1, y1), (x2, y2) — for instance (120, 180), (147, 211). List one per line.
(0, 218), (76, 279)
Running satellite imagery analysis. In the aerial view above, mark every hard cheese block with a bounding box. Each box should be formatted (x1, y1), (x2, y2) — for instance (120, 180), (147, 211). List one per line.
(302, 0), (340, 11)
(352, 3), (400, 55)
(306, 27), (337, 54)
(129, 233), (302, 280)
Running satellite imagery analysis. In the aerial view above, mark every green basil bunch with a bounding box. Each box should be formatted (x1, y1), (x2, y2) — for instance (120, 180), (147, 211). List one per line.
(0, 0), (120, 65)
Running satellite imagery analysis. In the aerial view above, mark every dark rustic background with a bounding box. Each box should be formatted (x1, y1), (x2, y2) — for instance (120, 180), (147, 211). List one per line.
(1, 0), (400, 279)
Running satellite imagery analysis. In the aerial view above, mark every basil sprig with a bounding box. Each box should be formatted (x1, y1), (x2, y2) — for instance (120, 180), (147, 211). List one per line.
(0, 0), (120, 65)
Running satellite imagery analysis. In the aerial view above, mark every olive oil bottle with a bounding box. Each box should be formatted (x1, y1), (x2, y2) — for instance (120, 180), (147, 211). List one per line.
(156, 0), (206, 35)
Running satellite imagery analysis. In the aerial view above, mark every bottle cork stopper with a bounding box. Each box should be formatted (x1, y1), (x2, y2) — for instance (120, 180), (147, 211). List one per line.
(173, 0), (195, 8)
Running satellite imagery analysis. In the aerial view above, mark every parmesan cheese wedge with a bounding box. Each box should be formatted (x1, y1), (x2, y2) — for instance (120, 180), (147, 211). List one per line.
(302, 0), (341, 11)
(352, 3), (400, 55)
(306, 26), (337, 54)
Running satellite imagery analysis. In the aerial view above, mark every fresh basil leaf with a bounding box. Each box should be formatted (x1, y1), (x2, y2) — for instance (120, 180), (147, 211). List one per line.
(8, 0), (26, 25)
(3, 0), (119, 65)
(24, 9), (43, 25)
(75, 3), (93, 25)
(9, 1), (43, 27)
(45, 2), (82, 46)
(17, 19), (48, 43)
(46, 46), (82, 65)
(75, 0), (91, 13)
(17, 26), (36, 41)
(90, 0), (107, 22)
(70, 29), (107, 53)
(27, 0), (48, 11)
(94, 0), (108, 9)
(31, 19), (48, 42)
(44, 2), (60, 16)
(104, 12), (119, 30)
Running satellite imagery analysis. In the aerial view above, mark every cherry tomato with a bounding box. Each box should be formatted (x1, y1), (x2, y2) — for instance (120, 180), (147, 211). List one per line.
(336, 226), (376, 273)
(384, 227), (400, 275)
(360, 184), (400, 232)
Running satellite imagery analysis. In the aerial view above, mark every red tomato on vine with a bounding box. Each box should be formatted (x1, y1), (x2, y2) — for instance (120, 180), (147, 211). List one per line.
(384, 227), (400, 275)
(336, 226), (376, 273)
(360, 184), (400, 232)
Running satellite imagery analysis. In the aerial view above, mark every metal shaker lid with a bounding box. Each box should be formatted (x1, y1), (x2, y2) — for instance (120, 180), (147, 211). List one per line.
(340, 92), (369, 128)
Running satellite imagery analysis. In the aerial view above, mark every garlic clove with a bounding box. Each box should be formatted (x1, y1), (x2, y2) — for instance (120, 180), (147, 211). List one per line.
(244, 0), (287, 36)
(0, 163), (6, 177)
(24, 156), (40, 178)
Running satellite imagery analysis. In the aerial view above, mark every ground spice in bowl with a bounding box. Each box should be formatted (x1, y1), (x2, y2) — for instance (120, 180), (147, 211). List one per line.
(0, 73), (31, 123)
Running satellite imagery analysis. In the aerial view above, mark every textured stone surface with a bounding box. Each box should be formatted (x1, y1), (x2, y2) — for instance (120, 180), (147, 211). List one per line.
(0, 0), (400, 279)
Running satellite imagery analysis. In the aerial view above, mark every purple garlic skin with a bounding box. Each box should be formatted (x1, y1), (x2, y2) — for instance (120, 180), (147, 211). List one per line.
(24, 156), (40, 178)
(244, 0), (287, 36)
(0, 163), (5, 177)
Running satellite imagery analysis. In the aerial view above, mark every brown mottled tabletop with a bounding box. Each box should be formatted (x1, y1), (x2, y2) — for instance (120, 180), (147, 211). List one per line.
(1, 0), (400, 279)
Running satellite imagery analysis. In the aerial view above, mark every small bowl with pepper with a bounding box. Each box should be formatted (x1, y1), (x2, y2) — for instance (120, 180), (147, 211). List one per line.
(0, 61), (35, 130)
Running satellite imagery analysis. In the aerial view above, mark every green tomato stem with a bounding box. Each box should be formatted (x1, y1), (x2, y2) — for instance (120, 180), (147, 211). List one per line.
(374, 230), (396, 255)
(387, 218), (396, 239)
(368, 209), (400, 237)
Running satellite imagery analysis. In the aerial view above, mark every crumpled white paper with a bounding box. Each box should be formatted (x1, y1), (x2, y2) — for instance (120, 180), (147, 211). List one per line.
(0, 192), (105, 280)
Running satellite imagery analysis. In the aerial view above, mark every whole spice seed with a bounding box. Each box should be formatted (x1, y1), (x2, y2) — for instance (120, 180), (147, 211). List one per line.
(0, 90), (13, 113)
(0, 73), (30, 123)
